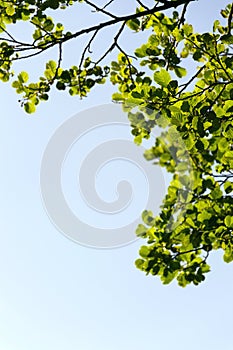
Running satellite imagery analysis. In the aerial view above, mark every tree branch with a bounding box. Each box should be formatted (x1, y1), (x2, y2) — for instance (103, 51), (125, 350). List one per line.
(62, 0), (196, 44)
(0, 0), (196, 66)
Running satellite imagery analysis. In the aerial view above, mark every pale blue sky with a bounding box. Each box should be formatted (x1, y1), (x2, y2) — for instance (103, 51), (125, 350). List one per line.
(1, 1), (233, 349)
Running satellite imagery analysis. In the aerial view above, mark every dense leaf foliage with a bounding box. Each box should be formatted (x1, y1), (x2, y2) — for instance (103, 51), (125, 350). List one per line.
(0, 0), (233, 286)
(111, 4), (233, 286)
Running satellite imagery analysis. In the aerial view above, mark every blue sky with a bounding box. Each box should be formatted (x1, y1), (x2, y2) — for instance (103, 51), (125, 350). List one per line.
(1, 1), (233, 349)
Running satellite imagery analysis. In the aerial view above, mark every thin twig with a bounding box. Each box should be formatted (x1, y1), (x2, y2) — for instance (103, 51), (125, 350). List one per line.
(50, 42), (63, 85)
(136, 0), (150, 10)
(79, 29), (98, 69)
(116, 43), (136, 83)
(102, 0), (114, 10)
(178, 65), (206, 95)
(83, 0), (117, 18)
(95, 21), (126, 65)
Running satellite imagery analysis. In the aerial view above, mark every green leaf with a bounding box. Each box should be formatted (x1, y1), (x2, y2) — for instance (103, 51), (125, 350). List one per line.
(197, 211), (212, 222)
(127, 18), (140, 31)
(139, 246), (150, 258)
(112, 93), (124, 101)
(174, 66), (187, 78)
(224, 216), (233, 228)
(142, 210), (154, 226)
(56, 81), (66, 90)
(18, 72), (29, 83)
(224, 181), (233, 194)
(162, 271), (176, 284)
(12, 81), (20, 88)
(154, 69), (171, 87)
(182, 23), (193, 36)
(135, 259), (145, 269)
(6, 5), (15, 16)
(46, 60), (57, 74)
(24, 102), (36, 114)
(45, 0), (60, 9)
(201, 263), (211, 273)
(223, 247), (233, 263)
(136, 224), (147, 238)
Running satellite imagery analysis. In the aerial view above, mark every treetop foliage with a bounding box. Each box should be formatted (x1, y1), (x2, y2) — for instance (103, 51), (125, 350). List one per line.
(1, 0), (233, 287)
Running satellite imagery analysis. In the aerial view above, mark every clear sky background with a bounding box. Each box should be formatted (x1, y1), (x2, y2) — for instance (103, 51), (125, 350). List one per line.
(1, 1), (233, 349)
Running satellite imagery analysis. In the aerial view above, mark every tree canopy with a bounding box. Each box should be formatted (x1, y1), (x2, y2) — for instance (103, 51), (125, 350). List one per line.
(1, 0), (233, 287)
